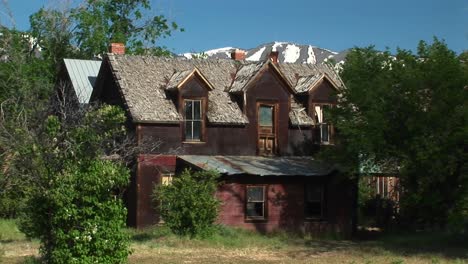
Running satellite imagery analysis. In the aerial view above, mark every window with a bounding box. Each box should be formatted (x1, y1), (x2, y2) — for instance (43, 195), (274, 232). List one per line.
(161, 173), (173, 186)
(257, 103), (276, 155)
(313, 105), (332, 144)
(246, 186), (266, 220)
(259, 105), (273, 126)
(184, 99), (202, 141)
(305, 184), (325, 219)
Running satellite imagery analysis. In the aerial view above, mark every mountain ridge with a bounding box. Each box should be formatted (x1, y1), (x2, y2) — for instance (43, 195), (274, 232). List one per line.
(180, 41), (349, 65)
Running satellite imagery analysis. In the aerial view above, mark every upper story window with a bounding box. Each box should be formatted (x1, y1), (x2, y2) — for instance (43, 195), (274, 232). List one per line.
(257, 103), (276, 155)
(184, 99), (203, 141)
(313, 104), (332, 144)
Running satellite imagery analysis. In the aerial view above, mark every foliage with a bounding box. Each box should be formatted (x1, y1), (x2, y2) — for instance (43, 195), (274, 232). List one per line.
(29, 0), (183, 61)
(74, 0), (183, 57)
(0, 27), (54, 218)
(18, 105), (131, 263)
(154, 169), (220, 238)
(327, 38), (467, 230)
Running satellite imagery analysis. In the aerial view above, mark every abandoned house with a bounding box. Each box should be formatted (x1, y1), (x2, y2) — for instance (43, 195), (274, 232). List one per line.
(88, 43), (357, 236)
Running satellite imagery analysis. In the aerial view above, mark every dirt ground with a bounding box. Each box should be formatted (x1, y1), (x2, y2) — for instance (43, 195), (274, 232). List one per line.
(2, 238), (467, 264)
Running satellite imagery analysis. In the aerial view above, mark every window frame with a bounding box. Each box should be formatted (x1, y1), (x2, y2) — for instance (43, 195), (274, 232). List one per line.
(161, 173), (174, 186)
(182, 98), (205, 142)
(245, 185), (268, 221)
(312, 103), (334, 145)
(304, 183), (326, 220)
(256, 102), (278, 155)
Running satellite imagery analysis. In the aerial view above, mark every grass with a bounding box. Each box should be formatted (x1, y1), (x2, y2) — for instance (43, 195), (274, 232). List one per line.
(1, 219), (467, 264)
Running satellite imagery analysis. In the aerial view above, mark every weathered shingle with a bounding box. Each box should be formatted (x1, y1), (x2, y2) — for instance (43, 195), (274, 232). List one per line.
(278, 63), (345, 93)
(290, 97), (314, 126)
(230, 62), (265, 93)
(103, 54), (342, 126)
(166, 69), (194, 90)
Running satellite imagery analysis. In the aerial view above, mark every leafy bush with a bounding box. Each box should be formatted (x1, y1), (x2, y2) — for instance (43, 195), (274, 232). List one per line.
(154, 169), (220, 238)
(18, 106), (131, 263)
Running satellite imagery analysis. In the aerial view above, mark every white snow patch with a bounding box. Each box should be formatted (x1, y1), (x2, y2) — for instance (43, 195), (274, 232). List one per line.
(272, 41), (287, 52)
(246, 47), (266, 61)
(204, 47), (234, 56)
(182, 53), (193, 59)
(321, 47), (339, 55)
(282, 44), (301, 63)
(306, 46), (316, 64)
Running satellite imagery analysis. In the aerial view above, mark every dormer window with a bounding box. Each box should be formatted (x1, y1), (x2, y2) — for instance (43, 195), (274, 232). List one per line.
(313, 104), (332, 144)
(184, 99), (203, 141)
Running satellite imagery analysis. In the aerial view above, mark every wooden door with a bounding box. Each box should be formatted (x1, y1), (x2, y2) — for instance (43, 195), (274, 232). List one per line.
(257, 103), (276, 155)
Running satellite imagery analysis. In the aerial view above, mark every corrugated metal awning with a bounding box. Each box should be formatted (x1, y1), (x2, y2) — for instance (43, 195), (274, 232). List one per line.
(178, 155), (334, 176)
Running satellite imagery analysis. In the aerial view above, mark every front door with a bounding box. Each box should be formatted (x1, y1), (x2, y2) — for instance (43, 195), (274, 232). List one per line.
(257, 103), (276, 155)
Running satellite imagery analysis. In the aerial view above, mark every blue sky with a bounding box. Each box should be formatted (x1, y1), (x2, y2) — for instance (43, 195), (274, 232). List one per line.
(3, 0), (467, 54)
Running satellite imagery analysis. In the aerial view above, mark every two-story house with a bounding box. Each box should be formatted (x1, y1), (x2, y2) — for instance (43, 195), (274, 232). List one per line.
(90, 44), (357, 236)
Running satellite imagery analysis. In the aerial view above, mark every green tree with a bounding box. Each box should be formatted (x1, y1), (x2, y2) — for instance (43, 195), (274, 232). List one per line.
(154, 169), (220, 238)
(27, 0), (182, 80)
(72, 0), (182, 57)
(327, 39), (467, 230)
(0, 27), (54, 217)
(18, 105), (131, 263)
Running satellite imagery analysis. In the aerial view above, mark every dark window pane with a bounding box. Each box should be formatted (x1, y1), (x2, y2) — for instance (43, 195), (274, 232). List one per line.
(321, 124), (329, 142)
(192, 121), (201, 140)
(305, 184), (324, 218)
(305, 201), (322, 217)
(194, 100), (201, 120)
(185, 121), (193, 140)
(246, 202), (264, 217)
(185, 101), (193, 119)
(259, 105), (273, 127)
(247, 186), (264, 202)
(306, 185), (322, 202)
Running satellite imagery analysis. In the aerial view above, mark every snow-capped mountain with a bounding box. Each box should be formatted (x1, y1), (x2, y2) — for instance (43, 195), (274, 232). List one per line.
(181, 42), (349, 65)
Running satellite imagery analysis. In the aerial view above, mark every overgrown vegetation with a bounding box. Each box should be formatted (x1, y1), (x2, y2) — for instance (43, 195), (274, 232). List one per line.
(325, 38), (467, 231)
(2, 219), (467, 263)
(15, 106), (131, 263)
(0, 0), (182, 219)
(154, 169), (221, 238)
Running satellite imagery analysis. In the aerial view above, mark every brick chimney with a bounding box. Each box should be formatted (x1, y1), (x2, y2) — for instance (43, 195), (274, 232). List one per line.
(109, 43), (125, 55)
(231, 49), (246, 61)
(269, 51), (279, 64)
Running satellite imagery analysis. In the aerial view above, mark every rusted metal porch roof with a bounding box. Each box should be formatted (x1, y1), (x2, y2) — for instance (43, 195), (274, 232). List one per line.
(177, 155), (334, 176)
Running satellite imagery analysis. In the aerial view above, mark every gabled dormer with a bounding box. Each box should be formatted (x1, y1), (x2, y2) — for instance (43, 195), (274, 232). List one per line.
(295, 73), (340, 144)
(229, 59), (295, 155)
(166, 68), (214, 142)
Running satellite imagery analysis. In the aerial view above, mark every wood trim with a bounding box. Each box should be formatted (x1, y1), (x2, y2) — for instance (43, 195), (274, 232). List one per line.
(256, 101), (279, 155)
(243, 62), (295, 96)
(306, 74), (341, 94)
(177, 68), (214, 91)
(304, 182), (327, 221)
(244, 185), (268, 222)
(179, 97), (207, 142)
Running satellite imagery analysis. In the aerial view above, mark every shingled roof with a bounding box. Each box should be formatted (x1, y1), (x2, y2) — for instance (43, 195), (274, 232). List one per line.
(97, 54), (344, 126)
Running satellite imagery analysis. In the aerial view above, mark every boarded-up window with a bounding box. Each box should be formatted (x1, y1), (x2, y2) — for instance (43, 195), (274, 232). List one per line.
(161, 173), (173, 186)
(246, 186), (266, 219)
(184, 99), (202, 141)
(305, 184), (325, 219)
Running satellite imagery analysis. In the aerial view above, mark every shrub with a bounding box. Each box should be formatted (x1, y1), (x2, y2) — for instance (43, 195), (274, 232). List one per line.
(18, 106), (131, 263)
(154, 169), (220, 238)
